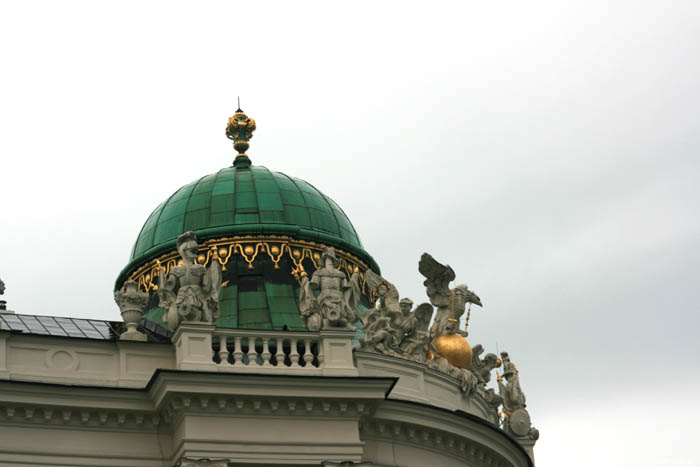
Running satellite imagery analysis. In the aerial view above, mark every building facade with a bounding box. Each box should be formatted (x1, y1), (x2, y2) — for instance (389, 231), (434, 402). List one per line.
(0, 109), (538, 467)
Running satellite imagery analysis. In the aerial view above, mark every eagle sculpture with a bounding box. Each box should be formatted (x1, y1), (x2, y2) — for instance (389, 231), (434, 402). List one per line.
(418, 253), (482, 338)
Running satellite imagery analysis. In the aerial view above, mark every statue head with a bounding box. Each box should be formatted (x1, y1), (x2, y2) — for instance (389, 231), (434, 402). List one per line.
(399, 298), (413, 316)
(176, 231), (199, 263)
(483, 353), (499, 370)
(452, 285), (471, 313)
(500, 351), (516, 380)
(321, 247), (339, 269)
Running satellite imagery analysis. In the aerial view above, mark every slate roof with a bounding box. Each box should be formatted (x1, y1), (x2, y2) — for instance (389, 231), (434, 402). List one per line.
(0, 313), (171, 343)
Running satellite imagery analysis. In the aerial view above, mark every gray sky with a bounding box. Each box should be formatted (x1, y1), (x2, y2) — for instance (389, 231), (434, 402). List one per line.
(1, 1), (699, 465)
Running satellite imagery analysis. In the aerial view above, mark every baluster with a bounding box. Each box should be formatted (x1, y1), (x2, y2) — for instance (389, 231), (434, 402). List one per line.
(218, 335), (229, 364)
(275, 338), (285, 367)
(261, 338), (272, 367)
(247, 336), (258, 366)
(316, 339), (324, 367)
(232, 336), (243, 365)
(290, 338), (300, 367)
(303, 339), (314, 366)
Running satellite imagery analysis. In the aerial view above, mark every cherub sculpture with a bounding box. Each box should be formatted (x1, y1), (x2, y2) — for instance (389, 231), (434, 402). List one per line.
(418, 253), (482, 339)
(157, 231), (222, 330)
(294, 247), (360, 331)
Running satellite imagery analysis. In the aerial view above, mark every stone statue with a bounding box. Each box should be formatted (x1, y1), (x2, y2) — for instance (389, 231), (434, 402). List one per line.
(398, 301), (434, 362)
(157, 231), (222, 330)
(471, 344), (500, 386)
(358, 270), (409, 354)
(294, 247), (360, 331)
(0, 277), (4, 295)
(418, 253), (482, 339)
(497, 352), (538, 439)
(483, 388), (504, 422)
(114, 279), (149, 341)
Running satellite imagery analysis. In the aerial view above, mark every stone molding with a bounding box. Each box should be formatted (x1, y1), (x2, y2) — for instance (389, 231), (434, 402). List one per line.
(355, 351), (496, 422)
(364, 400), (532, 467)
(0, 331), (174, 387)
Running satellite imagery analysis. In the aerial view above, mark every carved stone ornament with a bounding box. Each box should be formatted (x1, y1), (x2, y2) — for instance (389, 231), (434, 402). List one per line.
(157, 231), (222, 331)
(353, 256), (491, 399)
(294, 246), (360, 331)
(0, 277), (5, 295)
(418, 253), (481, 339)
(358, 270), (432, 358)
(497, 352), (538, 439)
(471, 344), (500, 386)
(114, 279), (148, 341)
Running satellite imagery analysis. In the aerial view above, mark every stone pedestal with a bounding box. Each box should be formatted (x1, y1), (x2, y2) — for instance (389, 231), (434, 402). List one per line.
(319, 329), (359, 376)
(172, 323), (216, 371)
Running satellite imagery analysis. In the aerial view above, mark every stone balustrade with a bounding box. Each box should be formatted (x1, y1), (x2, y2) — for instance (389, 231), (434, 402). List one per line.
(212, 328), (321, 370)
(172, 323), (359, 376)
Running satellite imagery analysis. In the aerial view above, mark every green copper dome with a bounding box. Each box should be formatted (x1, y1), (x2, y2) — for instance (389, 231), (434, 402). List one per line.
(130, 165), (372, 266)
(117, 109), (378, 334)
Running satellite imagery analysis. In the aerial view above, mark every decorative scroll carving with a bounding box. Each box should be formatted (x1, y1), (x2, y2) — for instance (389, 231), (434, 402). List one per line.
(497, 352), (539, 440)
(294, 247), (360, 331)
(157, 231), (222, 330)
(114, 279), (148, 341)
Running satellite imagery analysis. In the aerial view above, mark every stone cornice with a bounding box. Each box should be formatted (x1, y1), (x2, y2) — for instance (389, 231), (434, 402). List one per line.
(365, 399), (533, 467)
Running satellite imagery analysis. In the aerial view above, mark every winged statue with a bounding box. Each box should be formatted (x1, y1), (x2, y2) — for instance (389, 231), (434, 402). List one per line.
(157, 231), (222, 330)
(418, 253), (482, 338)
(358, 269), (403, 353)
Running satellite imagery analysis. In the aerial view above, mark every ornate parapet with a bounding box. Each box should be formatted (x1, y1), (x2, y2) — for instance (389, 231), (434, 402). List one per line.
(172, 324), (358, 376)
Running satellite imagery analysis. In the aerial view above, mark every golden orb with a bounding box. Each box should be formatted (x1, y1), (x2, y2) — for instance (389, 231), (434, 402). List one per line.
(270, 246), (280, 254)
(243, 246), (255, 255)
(434, 333), (473, 369)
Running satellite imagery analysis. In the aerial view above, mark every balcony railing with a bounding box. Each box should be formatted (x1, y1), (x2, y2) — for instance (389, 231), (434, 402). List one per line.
(172, 323), (358, 376)
(212, 328), (322, 372)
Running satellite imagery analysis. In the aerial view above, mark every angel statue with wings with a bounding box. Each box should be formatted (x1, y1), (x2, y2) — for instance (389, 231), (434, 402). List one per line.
(359, 270), (403, 354)
(157, 231), (222, 330)
(359, 269), (434, 359)
(294, 247), (360, 331)
(418, 253), (482, 339)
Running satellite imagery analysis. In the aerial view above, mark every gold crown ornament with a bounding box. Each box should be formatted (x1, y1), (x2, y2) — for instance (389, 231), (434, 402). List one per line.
(226, 101), (256, 166)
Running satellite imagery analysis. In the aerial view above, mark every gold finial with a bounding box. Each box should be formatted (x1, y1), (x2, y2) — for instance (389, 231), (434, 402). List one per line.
(226, 100), (256, 166)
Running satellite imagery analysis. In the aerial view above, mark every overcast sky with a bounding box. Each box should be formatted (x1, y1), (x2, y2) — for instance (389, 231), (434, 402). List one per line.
(1, 1), (699, 466)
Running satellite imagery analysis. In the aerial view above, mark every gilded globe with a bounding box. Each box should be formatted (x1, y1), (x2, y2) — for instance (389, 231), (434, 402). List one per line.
(434, 332), (473, 369)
